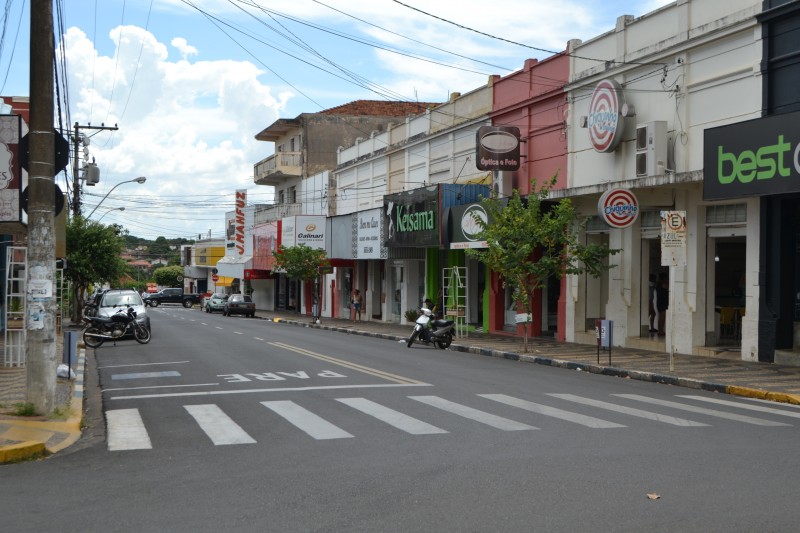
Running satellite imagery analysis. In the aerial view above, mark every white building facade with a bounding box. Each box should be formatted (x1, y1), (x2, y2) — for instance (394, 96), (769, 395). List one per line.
(562, 0), (763, 359)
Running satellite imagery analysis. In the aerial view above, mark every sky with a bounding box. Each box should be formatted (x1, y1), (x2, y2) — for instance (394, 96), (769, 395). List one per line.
(0, 0), (671, 241)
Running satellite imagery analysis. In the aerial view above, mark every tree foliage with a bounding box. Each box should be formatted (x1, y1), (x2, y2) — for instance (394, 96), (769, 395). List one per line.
(65, 216), (128, 321)
(465, 176), (619, 351)
(153, 265), (185, 287)
(274, 244), (329, 283)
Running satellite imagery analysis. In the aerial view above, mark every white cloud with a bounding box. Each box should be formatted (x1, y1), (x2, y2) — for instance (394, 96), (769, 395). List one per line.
(171, 37), (198, 61)
(63, 25), (284, 238)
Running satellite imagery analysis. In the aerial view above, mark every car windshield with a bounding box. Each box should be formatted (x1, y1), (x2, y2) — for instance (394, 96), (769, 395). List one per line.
(102, 292), (142, 307)
(243, 296), (253, 303)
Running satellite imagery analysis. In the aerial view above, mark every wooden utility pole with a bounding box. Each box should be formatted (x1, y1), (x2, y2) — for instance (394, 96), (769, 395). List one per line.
(27, 0), (57, 412)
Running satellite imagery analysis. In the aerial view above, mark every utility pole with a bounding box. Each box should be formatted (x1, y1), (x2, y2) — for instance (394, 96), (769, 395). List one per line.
(27, 0), (56, 412)
(72, 122), (118, 216)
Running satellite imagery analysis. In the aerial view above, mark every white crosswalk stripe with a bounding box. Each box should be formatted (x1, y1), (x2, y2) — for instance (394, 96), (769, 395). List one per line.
(409, 396), (538, 431)
(107, 408), (152, 451)
(614, 394), (791, 426)
(337, 398), (448, 435)
(105, 392), (797, 450)
(548, 394), (708, 426)
(262, 400), (354, 440)
(677, 395), (800, 419)
(479, 394), (626, 428)
(185, 404), (256, 445)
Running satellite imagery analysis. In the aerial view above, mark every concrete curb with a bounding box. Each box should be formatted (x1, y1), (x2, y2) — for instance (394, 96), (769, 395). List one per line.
(0, 347), (85, 464)
(270, 317), (800, 405)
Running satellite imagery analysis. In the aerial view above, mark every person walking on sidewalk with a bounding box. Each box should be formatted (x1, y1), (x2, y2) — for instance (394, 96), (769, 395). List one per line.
(352, 289), (363, 322)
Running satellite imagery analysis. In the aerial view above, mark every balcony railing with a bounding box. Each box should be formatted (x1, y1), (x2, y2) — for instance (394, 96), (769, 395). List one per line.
(254, 203), (302, 224)
(254, 151), (302, 185)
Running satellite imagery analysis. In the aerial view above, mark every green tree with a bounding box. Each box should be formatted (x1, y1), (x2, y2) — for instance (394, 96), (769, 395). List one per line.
(65, 217), (128, 322)
(466, 177), (619, 351)
(153, 265), (185, 287)
(274, 245), (330, 314)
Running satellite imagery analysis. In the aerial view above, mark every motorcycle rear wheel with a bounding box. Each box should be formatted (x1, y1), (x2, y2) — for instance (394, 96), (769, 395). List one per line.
(407, 330), (418, 348)
(435, 332), (453, 349)
(83, 327), (105, 348)
(134, 324), (152, 344)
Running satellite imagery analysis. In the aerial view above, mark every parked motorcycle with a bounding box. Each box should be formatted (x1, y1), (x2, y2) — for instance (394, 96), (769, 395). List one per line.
(407, 307), (455, 349)
(83, 306), (151, 348)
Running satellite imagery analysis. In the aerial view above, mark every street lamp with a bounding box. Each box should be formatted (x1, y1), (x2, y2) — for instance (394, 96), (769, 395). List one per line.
(96, 206), (125, 222)
(87, 176), (146, 218)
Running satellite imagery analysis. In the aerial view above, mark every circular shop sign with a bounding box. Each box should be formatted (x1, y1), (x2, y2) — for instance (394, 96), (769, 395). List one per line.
(461, 204), (488, 241)
(212, 274), (219, 282)
(598, 188), (639, 228)
(587, 79), (626, 153)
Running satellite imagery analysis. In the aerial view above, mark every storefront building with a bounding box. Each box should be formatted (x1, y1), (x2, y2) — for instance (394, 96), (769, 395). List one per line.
(561, 0), (763, 358)
(332, 83), (497, 325)
(488, 50), (571, 339)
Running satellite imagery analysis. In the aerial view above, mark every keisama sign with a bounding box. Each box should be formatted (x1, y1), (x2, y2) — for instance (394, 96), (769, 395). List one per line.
(704, 110), (800, 200)
(384, 186), (439, 247)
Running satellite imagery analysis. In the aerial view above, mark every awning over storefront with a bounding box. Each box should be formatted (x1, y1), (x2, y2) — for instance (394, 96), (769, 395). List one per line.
(213, 276), (235, 287)
(215, 255), (253, 279)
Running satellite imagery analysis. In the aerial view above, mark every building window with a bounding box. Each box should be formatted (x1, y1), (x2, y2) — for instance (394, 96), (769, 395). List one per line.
(289, 186), (296, 204)
(290, 137), (295, 152)
(278, 190), (285, 204)
(706, 204), (747, 224)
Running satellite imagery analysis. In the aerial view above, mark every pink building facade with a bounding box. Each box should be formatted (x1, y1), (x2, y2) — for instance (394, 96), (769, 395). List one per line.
(488, 53), (570, 339)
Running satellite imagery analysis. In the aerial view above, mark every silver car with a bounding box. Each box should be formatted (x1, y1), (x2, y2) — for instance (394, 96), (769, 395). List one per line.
(97, 289), (151, 331)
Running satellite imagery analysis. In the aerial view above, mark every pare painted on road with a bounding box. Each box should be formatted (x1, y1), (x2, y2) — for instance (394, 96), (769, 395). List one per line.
(218, 371), (348, 383)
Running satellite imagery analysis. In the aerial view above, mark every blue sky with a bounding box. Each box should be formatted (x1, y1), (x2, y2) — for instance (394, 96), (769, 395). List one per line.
(0, 0), (670, 240)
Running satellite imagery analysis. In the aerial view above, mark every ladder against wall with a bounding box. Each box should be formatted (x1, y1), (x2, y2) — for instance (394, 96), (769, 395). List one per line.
(443, 266), (467, 338)
(4, 246), (26, 366)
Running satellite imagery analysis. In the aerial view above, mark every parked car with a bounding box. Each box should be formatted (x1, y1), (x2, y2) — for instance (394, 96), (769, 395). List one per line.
(144, 287), (203, 308)
(205, 293), (228, 313)
(96, 288), (151, 332)
(223, 294), (255, 317)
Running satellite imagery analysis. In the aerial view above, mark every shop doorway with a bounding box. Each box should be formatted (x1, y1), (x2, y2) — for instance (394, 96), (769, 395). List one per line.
(640, 238), (668, 338)
(709, 237), (746, 346)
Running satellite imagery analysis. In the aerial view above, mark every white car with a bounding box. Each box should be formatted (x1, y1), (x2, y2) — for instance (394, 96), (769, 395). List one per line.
(96, 289), (151, 331)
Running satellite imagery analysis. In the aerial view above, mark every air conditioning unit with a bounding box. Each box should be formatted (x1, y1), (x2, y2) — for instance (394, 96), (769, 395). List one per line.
(635, 121), (667, 177)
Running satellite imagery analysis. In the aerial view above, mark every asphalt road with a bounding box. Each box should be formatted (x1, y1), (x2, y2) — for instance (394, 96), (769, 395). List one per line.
(2, 306), (800, 532)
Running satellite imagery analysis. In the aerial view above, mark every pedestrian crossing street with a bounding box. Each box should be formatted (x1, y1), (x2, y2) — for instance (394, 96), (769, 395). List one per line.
(105, 392), (800, 451)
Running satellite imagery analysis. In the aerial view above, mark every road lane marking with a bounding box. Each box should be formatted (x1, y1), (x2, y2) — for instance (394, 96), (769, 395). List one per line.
(548, 394), (708, 427)
(109, 382), (431, 400)
(614, 394), (791, 426)
(234, 331), (243, 335)
(107, 408), (152, 451)
(254, 337), (265, 341)
(103, 383), (219, 393)
(337, 398), (447, 435)
(678, 395), (800, 419)
(184, 404), (256, 445)
(262, 400), (353, 440)
(479, 394), (626, 428)
(410, 396), (538, 431)
(111, 371), (181, 380)
(99, 361), (190, 369)
(269, 341), (426, 385)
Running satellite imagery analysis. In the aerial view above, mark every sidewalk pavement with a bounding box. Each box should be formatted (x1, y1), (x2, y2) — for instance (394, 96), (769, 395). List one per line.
(3, 308), (800, 464)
